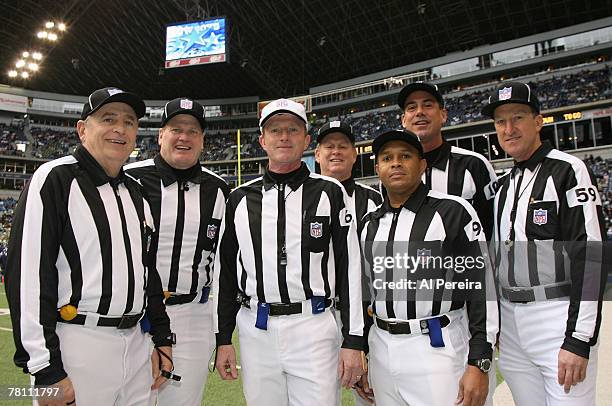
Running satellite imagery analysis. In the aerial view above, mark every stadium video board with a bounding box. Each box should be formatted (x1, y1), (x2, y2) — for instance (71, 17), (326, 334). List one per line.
(165, 17), (227, 68)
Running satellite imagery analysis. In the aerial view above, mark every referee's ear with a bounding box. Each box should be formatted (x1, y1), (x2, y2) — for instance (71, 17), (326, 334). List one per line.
(534, 113), (544, 132)
(418, 156), (427, 177)
(76, 119), (87, 143)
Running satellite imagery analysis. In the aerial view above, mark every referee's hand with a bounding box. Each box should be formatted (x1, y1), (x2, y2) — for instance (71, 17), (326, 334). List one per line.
(216, 344), (239, 380)
(455, 365), (488, 406)
(338, 348), (366, 389)
(151, 346), (173, 389)
(557, 348), (588, 394)
(38, 376), (76, 406)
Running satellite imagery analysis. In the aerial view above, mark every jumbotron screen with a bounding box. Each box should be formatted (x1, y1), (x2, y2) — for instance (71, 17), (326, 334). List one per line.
(165, 17), (227, 68)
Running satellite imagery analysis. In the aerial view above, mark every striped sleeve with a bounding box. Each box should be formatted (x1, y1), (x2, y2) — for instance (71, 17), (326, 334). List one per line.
(555, 153), (606, 358)
(5, 165), (67, 385)
(469, 154), (498, 241)
(434, 193), (498, 359)
(213, 191), (242, 346)
(332, 183), (366, 350)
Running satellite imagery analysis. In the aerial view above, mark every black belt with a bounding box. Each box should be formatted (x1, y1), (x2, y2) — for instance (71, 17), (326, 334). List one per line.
(165, 287), (211, 306)
(241, 298), (333, 316)
(501, 283), (571, 303)
(375, 315), (450, 335)
(58, 313), (143, 329)
(165, 293), (198, 306)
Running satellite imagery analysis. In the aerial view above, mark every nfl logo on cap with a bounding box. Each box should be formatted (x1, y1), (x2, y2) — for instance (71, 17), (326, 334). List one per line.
(310, 222), (323, 238)
(498, 87), (512, 101)
(180, 99), (193, 109)
(533, 209), (548, 225)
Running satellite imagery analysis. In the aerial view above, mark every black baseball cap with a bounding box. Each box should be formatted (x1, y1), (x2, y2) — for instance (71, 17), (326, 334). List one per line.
(397, 82), (444, 110)
(481, 81), (541, 118)
(317, 120), (354, 143)
(161, 98), (206, 130)
(372, 129), (424, 158)
(81, 87), (145, 120)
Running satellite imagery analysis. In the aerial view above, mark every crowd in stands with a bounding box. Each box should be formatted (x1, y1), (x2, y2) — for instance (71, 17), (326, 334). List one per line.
(0, 197), (16, 274)
(30, 127), (79, 160)
(585, 155), (612, 240)
(4, 66), (611, 163)
(0, 123), (27, 157)
(445, 68), (612, 126)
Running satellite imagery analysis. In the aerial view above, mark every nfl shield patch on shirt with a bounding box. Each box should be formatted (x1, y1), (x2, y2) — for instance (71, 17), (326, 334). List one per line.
(207, 224), (218, 239)
(310, 222), (323, 238)
(533, 209), (547, 225)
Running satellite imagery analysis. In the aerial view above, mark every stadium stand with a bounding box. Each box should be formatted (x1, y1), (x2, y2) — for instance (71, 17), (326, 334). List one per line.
(0, 123), (26, 157)
(585, 155), (612, 239)
(30, 126), (78, 159)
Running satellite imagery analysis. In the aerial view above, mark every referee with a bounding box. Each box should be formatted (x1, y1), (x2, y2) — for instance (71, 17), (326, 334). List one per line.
(483, 82), (606, 405)
(213, 99), (366, 405)
(5, 88), (173, 406)
(398, 82), (498, 238)
(315, 120), (381, 405)
(125, 98), (229, 405)
(315, 120), (382, 225)
(359, 129), (498, 406)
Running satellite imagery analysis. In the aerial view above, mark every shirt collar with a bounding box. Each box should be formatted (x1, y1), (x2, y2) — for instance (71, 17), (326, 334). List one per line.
(513, 141), (552, 172)
(73, 145), (126, 187)
(425, 141), (451, 170)
(379, 182), (428, 215)
(341, 177), (355, 195)
(154, 154), (203, 187)
(262, 162), (311, 191)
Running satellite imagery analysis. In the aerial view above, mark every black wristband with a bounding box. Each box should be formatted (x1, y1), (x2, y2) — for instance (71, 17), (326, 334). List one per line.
(153, 332), (176, 348)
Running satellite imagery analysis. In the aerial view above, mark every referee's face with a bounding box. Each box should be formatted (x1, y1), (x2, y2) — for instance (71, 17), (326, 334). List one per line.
(493, 103), (543, 163)
(77, 102), (138, 177)
(315, 132), (357, 181)
(401, 90), (447, 149)
(158, 114), (204, 169)
(260, 115), (310, 173)
(376, 140), (426, 204)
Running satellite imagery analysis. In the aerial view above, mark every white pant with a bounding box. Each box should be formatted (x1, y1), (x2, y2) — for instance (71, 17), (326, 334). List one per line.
(368, 309), (472, 406)
(52, 322), (153, 406)
(499, 300), (598, 406)
(236, 305), (340, 406)
(150, 300), (215, 406)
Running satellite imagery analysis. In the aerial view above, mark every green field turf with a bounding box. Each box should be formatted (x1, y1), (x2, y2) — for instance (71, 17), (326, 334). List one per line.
(0, 286), (501, 405)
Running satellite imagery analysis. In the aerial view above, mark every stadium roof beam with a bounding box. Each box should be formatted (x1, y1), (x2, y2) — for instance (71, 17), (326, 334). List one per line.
(2, 0), (611, 99)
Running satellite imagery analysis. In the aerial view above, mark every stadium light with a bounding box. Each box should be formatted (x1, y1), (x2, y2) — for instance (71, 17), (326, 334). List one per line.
(27, 63), (38, 71)
(8, 70), (17, 77)
(37, 31), (48, 38)
(15, 59), (25, 68)
(58, 23), (66, 31)
(22, 51), (30, 58)
(32, 52), (43, 60)
(48, 33), (58, 41)
(45, 21), (55, 29)
(21, 71), (29, 78)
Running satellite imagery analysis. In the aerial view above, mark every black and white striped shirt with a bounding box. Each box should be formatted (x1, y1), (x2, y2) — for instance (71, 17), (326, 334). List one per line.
(493, 142), (606, 358)
(5, 146), (170, 385)
(214, 163), (365, 349)
(125, 155), (229, 296)
(423, 142), (498, 239)
(360, 183), (498, 359)
(341, 178), (383, 225)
